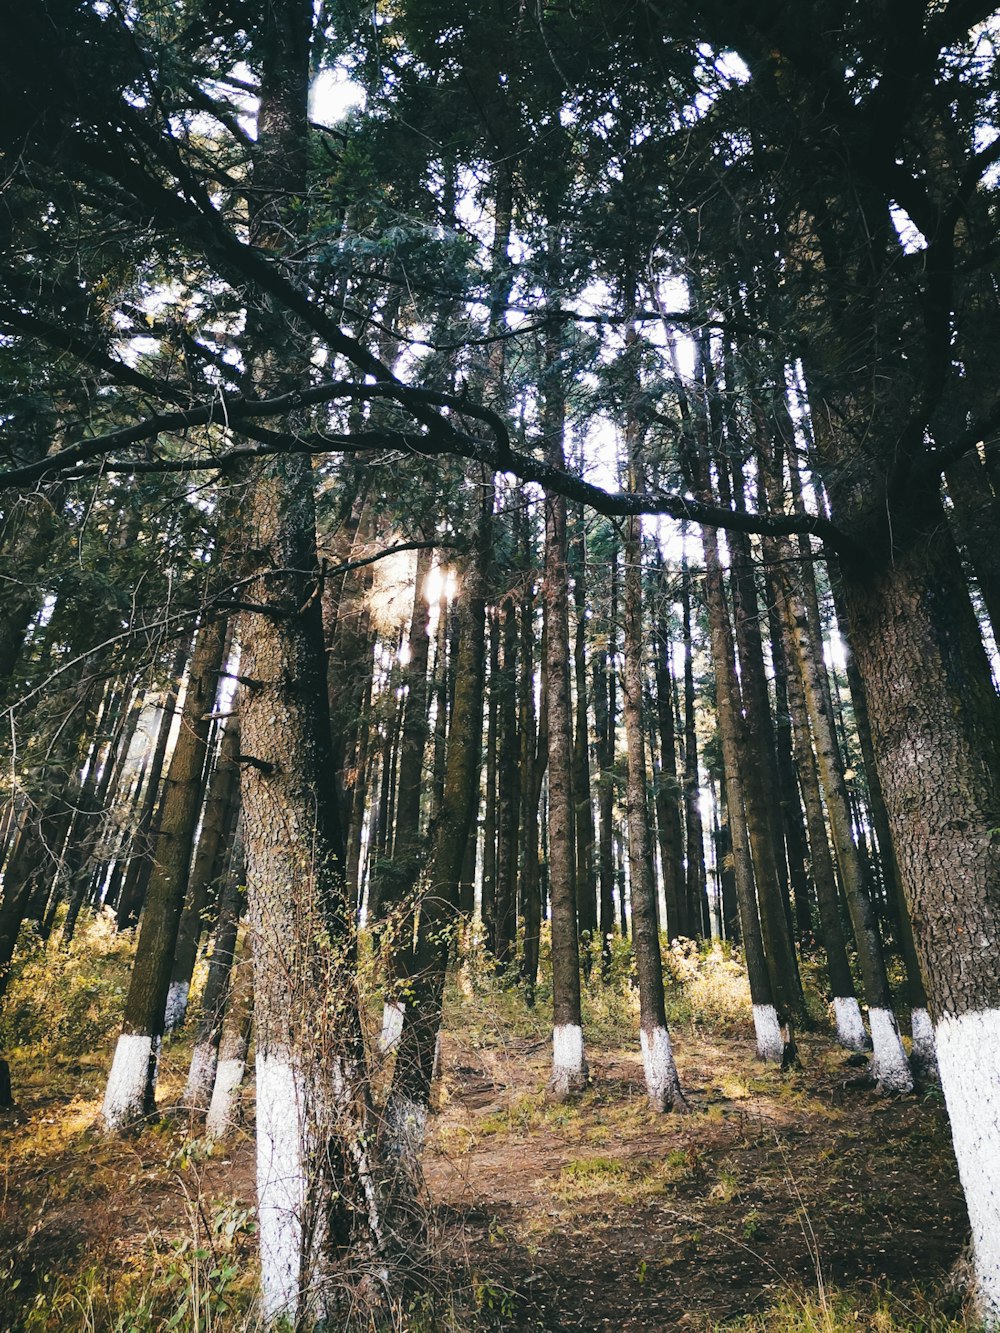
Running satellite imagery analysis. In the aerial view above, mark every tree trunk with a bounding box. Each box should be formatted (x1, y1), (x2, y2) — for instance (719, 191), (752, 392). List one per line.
(680, 548), (706, 938)
(115, 646), (188, 930)
(102, 616), (227, 1129)
(623, 507), (685, 1109)
(183, 835), (245, 1112)
(204, 930), (253, 1141)
(494, 587), (520, 966)
(839, 488), (1000, 1317)
(594, 536), (618, 971)
(542, 315), (586, 1099)
(571, 509), (598, 953)
(700, 521), (793, 1065)
(164, 711), (240, 1033)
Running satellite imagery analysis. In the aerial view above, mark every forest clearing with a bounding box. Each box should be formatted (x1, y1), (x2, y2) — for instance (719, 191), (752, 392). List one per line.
(0, 928), (971, 1330)
(2, 0), (1000, 1329)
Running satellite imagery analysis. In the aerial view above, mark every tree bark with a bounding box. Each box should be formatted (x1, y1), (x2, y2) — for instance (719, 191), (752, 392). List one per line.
(542, 314), (586, 1099)
(102, 615), (227, 1129)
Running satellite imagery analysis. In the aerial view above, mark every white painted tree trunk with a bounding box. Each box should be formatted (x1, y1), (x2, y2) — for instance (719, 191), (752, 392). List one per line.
(204, 1055), (246, 1140)
(184, 1041), (218, 1113)
(163, 979), (190, 1035)
(379, 1000), (405, 1054)
(751, 1003), (786, 1063)
(910, 1007), (939, 1081)
(639, 1025), (685, 1112)
(548, 1022), (587, 1098)
(868, 1008), (914, 1093)
(381, 1089), (429, 1191)
(256, 1052), (311, 1324)
(101, 1033), (154, 1131)
(833, 995), (869, 1051)
(935, 1009), (1000, 1327)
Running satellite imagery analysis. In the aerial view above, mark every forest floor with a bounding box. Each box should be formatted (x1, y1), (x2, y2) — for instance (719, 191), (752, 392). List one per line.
(0, 927), (977, 1330)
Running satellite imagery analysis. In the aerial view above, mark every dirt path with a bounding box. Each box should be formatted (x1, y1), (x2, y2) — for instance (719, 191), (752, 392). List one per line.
(425, 1030), (967, 1329)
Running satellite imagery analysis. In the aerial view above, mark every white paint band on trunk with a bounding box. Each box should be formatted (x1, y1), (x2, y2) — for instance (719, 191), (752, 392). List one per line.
(384, 1091), (429, 1164)
(934, 1007), (1000, 1325)
(751, 1003), (785, 1063)
(205, 1057), (246, 1139)
(183, 1042), (218, 1112)
(163, 980), (190, 1035)
(549, 1023), (587, 1097)
(909, 1007), (939, 1080)
(102, 1032), (153, 1131)
(256, 1053), (305, 1324)
(868, 1007), (914, 1094)
(552, 1022), (585, 1073)
(640, 1024), (682, 1109)
(379, 1000), (405, 1053)
(832, 995), (869, 1051)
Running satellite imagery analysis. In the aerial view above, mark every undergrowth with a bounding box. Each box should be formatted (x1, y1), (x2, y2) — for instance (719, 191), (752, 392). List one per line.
(0, 914), (972, 1330)
(709, 1283), (977, 1331)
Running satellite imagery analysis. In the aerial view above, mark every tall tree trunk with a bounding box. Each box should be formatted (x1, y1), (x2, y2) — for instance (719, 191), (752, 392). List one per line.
(838, 485), (1000, 1317)
(480, 610), (500, 950)
(680, 546), (706, 937)
(379, 544), (434, 1046)
(571, 508), (598, 954)
(652, 563), (685, 941)
(775, 557), (911, 1089)
(770, 567), (865, 1051)
(594, 537), (618, 971)
(183, 835), (245, 1112)
(381, 483), (491, 1186)
(542, 314), (586, 1099)
(164, 712), (241, 1033)
(494, 587), (520, 967)
(116, 646), (188, 930)
(700, 520), (794, 1064)
(204, 930), (253, 1141)
(622, 507), (684, 1106)
(519, 572), (544, 1001)
(102, 615), (227, 1128)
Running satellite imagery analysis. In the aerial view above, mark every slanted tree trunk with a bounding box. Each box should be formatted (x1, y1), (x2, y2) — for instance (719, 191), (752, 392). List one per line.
(102, 616), (227, 1129)
(381, 483), (491, 1192)
(183, 835), (245, 1112)
(701, 519), (793, 1065)
(164, 711), (240, 1033)
(115, 647), (188, 930)
(204, 929), (253, 1141)
(776, 557), (911, 1090)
